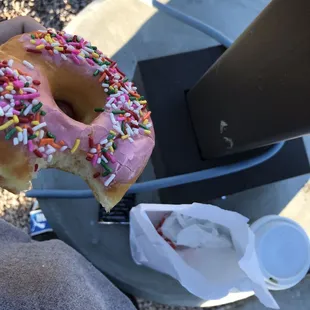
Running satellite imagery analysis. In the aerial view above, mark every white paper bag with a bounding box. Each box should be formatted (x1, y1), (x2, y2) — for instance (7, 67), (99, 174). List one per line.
(130, 203), (279, 309)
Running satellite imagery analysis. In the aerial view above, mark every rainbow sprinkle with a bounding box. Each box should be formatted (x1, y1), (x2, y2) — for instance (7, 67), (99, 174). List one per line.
(13, 28), (153, 187)
(71, 138), (80, 154)
(0, 57), (69, 167)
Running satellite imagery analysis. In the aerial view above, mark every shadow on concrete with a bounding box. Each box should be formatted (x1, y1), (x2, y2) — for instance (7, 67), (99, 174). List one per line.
(110, 0), (265, 77)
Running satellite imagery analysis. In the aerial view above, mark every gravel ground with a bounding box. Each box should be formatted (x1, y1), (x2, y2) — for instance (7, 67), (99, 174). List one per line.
(0, 189), (33, 233)
(0, 0), (92, 30)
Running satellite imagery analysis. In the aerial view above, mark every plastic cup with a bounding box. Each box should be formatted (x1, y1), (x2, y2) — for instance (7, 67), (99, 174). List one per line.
(251, 215), (310, 290)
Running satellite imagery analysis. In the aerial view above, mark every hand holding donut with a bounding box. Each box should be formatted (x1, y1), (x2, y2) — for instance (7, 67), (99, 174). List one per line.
(0, 17), (154, 211)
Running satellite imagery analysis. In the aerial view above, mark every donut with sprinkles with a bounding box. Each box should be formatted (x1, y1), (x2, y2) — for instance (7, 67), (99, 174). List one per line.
(0, 28), (154, 211)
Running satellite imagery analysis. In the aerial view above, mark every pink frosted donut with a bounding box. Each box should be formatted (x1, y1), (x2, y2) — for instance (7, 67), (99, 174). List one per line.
(0, 28), (154, 211)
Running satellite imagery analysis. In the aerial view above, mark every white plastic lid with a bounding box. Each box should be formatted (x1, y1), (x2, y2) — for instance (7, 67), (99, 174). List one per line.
(251, 215), (310, 289)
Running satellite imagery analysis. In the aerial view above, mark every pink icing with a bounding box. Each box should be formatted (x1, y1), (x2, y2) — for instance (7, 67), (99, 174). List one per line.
(42, 107), (154, 182)
(17, 32), (155, 185)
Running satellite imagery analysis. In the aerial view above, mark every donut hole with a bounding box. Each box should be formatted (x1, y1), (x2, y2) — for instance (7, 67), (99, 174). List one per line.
(55, 100), (75, 119)
(49, 65), (107, 125)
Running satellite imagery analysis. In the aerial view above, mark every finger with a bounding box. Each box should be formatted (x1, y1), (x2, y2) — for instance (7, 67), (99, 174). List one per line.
(0, 16), (45, 45)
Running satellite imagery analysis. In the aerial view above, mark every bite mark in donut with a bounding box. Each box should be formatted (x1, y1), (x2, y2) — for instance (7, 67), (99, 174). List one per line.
(0, 28), (155, 211)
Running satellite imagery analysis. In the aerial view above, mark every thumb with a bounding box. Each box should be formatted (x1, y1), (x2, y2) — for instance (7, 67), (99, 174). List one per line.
(0, 17), (45, 45)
